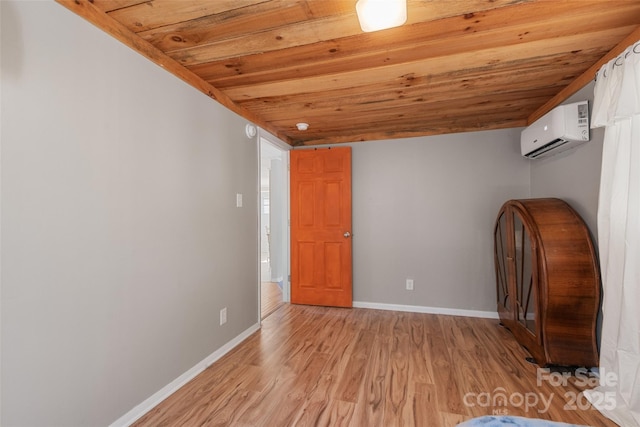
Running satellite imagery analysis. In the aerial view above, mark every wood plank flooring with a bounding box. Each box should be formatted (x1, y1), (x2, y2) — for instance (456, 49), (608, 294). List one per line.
(133, 304), (617, 427)
(261, 281), (283, 320)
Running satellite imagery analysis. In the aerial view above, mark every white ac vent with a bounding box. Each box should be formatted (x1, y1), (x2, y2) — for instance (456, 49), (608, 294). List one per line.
(521, 101), (590, 159)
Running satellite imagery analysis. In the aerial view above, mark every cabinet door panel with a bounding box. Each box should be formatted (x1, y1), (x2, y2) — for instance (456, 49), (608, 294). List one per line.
(495, 213), (511, 314)
(513, 214), (536, 336)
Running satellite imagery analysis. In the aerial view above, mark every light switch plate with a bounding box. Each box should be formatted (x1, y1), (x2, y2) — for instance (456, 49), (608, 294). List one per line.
(236, 193), (243, 208)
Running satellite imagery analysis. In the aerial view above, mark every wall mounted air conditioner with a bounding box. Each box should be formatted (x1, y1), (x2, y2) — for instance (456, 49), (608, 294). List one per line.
(521, 100), (590, 159)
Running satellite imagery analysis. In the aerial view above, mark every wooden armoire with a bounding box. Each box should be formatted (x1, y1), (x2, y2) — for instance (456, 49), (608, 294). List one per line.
(493, 198), (600, 367)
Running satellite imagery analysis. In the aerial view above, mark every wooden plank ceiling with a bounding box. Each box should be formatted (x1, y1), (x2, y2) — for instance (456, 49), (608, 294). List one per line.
(58, 0), (640, 146)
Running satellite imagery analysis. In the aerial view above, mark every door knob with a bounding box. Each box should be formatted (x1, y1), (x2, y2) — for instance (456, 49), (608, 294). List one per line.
(344, 232), (351, 238)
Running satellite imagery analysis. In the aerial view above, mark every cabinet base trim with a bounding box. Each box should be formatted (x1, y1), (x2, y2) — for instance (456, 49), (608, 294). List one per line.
(353, 301), (499, 319)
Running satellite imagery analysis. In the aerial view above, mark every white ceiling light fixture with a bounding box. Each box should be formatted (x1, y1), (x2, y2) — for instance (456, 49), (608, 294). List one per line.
(356, 0), (407, 33)
(296, 122), (309, 131)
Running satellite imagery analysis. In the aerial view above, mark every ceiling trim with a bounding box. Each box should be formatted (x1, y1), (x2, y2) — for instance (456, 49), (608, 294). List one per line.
(55, 0), (292, 145)
(528, 24), (640, 125)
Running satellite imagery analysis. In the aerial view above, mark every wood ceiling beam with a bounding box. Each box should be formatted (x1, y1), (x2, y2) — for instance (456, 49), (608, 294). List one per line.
(528, 25), (640, 125)
(55, 0), (292, 145)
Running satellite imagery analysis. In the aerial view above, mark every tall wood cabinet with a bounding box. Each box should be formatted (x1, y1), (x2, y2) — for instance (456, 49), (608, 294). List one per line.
(493, 198), (600, 367)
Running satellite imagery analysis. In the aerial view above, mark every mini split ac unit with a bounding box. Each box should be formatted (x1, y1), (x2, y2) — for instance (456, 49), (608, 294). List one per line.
(521, 100), (590, 159)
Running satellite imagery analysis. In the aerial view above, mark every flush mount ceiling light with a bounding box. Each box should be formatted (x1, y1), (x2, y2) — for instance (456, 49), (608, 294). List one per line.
(356, 0), (407, 33)
(296, 122), (309, 131)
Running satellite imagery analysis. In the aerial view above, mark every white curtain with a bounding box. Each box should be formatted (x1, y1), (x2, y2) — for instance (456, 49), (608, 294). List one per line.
(585, 40), (640, 427)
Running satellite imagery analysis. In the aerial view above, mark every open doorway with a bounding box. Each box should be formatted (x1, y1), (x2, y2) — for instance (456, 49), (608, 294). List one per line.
(259, 134), (289, 319)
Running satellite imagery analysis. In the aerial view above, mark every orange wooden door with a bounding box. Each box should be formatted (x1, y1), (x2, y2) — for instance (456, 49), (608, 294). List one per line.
(290, 147), (352, 307)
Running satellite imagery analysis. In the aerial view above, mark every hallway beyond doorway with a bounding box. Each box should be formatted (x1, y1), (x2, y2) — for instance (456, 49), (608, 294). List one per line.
(259, 134), (289, 320)
(261, 282), (283, 319)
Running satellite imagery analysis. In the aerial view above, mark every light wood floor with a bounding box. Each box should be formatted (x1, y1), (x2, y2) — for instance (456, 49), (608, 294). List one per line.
(261, 281), (283, 320)
(133, 304), (617, 427)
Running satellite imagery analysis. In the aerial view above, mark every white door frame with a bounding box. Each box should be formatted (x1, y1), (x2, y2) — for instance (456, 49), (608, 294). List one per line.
(257, 129), (290, 318)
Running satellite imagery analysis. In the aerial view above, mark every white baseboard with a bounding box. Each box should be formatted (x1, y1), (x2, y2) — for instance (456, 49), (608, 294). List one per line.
(109, 323), (261, 427)
(353, 301), (499, 319)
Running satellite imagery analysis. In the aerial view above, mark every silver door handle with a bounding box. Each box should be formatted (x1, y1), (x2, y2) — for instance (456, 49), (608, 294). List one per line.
(344, 232), (351, 238)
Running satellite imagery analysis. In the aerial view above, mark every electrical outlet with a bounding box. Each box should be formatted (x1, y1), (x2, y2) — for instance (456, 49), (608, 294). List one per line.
(220, 307), (227, 325)
(406, 279), (414, 291)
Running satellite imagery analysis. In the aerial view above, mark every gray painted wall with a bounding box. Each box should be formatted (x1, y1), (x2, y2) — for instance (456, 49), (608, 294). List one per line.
(1, 2), (258, 426)
(530, 81), (603, 240)
(350, 129), (531, 312)
(349, 83), (603, 314)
